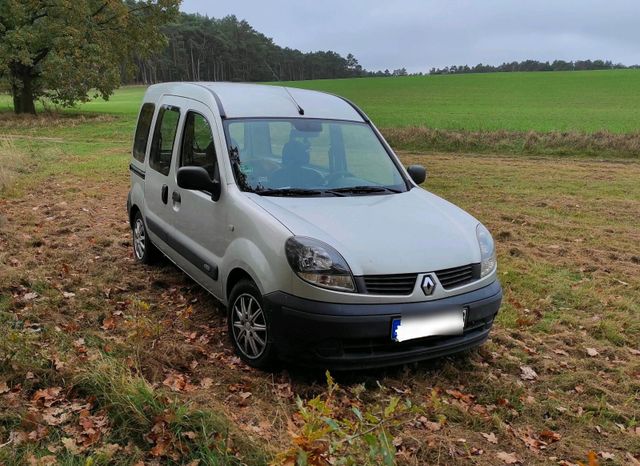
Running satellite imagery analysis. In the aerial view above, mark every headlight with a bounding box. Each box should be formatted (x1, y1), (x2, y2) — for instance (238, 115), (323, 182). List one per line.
(285, 236), (355, 292)
(476, 224), (497, 277)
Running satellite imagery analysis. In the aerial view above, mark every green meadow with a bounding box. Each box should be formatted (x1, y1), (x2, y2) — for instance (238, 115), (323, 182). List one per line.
(2, 70), (640, 133)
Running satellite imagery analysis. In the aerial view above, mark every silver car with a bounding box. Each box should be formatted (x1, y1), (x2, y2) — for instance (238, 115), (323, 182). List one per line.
(127, 82), (502, 369)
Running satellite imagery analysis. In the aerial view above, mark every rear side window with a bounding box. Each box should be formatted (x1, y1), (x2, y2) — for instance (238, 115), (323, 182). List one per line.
(149, 106), (180, 176)
(180, 112), (217, 179)
(132, 103), (155, 162)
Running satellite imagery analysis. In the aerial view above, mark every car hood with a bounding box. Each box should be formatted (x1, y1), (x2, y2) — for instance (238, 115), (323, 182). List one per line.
(248, 188), (482, 275)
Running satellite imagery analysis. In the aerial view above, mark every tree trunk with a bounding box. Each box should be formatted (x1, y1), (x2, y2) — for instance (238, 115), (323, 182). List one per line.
(11, 70), (37, 115)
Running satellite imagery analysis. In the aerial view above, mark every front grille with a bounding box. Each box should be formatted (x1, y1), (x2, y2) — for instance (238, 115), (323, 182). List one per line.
(362, 273), (418, 295)
(435, 264), (479, 289)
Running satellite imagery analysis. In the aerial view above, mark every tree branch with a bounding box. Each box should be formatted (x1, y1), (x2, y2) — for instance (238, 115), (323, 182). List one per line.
(91, 2), (109, 18)
(95, 4), (154, 27)
(32, 48), (50, 66)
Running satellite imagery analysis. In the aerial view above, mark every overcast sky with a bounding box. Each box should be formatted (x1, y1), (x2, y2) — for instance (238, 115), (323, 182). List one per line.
(181, 0), (640, 73)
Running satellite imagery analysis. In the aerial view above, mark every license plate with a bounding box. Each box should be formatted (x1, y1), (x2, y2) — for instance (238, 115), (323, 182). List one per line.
(391, 309), (465, 342)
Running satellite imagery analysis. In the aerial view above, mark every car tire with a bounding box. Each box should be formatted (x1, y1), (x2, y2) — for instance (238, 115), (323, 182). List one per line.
(228, 279), (276, 369)
(132, 211), (159, 264)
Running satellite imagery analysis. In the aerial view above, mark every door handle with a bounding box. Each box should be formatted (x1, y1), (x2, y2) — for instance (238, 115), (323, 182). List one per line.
(161, 185), (168, 204)
(172, 191), (181, 203)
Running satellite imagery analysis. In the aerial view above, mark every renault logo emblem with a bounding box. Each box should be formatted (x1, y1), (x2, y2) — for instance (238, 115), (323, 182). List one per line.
(422, 275), (436, 295)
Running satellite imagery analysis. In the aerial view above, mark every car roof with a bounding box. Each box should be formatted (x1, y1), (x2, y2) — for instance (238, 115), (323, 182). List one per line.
(143, 82), (365, 122)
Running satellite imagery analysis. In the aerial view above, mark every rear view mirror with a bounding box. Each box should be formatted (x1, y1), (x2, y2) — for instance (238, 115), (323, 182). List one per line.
(407, 165), (427, 185)
(177, 166), (221, 201)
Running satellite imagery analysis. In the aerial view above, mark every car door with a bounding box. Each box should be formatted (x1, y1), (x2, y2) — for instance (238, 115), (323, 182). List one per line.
(143, 97), (182, 248)
(167, 100), (228, 299)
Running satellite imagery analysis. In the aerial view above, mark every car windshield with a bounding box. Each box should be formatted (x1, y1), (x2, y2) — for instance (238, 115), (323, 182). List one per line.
(223, 118), (407, 195)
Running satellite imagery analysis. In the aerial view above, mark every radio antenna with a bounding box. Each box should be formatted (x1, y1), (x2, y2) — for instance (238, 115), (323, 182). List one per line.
(283, 87), (305, 115)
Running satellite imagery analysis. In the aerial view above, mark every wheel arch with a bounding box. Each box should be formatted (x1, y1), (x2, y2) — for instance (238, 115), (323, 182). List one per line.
(226, 267), (258, 303)
(129, 203), (141, 229)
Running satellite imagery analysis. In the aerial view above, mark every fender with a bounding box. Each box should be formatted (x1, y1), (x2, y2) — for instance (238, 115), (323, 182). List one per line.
(222, 237), (292, 303)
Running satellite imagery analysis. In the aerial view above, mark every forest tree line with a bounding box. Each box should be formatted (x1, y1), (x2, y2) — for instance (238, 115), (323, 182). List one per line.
(128, 12), (370, 84)
(429, 59), (640, 75)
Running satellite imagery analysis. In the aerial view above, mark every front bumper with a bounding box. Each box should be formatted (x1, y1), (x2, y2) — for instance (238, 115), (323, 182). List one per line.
(264, 280), (502, 370)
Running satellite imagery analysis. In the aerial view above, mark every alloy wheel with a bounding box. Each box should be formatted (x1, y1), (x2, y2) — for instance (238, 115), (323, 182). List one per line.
(231, 293), (268, 359)
(133, 218), (146, 260)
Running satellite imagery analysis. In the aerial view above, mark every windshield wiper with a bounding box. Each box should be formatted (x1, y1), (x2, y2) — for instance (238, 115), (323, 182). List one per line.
(255, 187), (325, 197)
(326, 185), (402, 195)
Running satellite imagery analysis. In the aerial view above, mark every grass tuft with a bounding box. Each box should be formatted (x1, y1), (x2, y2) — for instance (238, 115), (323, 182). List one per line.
(383, 126), (640, 158)
(74, 357), (267, 465)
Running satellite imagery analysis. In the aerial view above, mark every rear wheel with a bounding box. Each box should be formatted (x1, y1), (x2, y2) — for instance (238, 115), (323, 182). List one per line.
(228, 279), (276, 368)
(132, 211), (159, 264)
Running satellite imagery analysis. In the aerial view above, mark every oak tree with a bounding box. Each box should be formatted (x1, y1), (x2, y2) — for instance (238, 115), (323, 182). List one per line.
(0, 0), (179, 114)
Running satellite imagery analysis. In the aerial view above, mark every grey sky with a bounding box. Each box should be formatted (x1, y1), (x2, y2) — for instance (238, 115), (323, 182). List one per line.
(181, 0), (640, 73)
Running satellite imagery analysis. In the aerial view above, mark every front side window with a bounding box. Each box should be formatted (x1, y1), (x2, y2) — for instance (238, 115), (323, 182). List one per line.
(224, 119), (406, 195)
(133, 103), (155, 162)
(180, 112), (217, 179)
(149, 106), (180, 176)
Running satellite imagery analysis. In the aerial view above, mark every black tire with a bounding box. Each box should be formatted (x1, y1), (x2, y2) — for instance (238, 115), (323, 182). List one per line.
(227, 279), (276, 369)
(132, 211), (159, 264)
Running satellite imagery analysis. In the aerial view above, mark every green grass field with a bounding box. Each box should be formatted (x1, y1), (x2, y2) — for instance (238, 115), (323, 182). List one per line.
(285, 70), (640, 132)
(2, 70), (640, 133)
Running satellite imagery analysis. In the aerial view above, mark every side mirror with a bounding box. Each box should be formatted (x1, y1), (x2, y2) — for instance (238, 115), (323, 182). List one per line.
(177, 166), (221, 201)
(407, 165), (427, 185)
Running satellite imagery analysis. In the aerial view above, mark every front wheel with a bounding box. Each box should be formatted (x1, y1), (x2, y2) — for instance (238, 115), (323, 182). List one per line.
(227, 279), (276, 369)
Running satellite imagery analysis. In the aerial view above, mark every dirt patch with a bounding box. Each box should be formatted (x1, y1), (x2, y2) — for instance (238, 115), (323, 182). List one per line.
(1, 153), (639, 464)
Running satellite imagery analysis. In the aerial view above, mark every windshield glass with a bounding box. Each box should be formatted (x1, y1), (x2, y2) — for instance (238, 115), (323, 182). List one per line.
(224, 118), (407, 195)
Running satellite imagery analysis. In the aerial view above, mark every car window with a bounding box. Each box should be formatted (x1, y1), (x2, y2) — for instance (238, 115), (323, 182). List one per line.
(224, 118), (405, 192)
(149, 106), (180, 176)
(133, 103), (155, 163)
(180, 112), (217, 179)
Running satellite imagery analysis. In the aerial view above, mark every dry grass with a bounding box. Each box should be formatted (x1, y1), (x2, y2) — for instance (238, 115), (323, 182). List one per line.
(0, 115), (639, 464)
(0, 112), (116, 131)
(0, 138), (28, 193)
(383, 126), (640, 158)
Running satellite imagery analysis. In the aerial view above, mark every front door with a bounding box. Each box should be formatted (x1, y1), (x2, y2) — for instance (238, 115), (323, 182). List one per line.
(166, 100), (228, 299)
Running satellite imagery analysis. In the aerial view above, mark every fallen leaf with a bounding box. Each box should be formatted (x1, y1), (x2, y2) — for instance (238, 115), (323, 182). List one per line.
(418, 416), (442, 432)
(32, 387), (63, 407)
(520, 366), (538, 380)
(61, 437), (83, 455)
(96, 443), (120, 459)
(599, 451), (615, 460)
(496, 451), (520, 464)
(101, 317), (117, 330)
(481, 432), (498, 444)
(625, 452), (640, 465)
(0, 381), (9, 394)
(539, 429), (561, 443)
(586, 347), (599, 357)
(200, 377), (214, 389)
(446, 389), (475, 404)
(62, 291), (76, 298)
(162, 373), (194, 392)
(23, 292), (38, 301)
